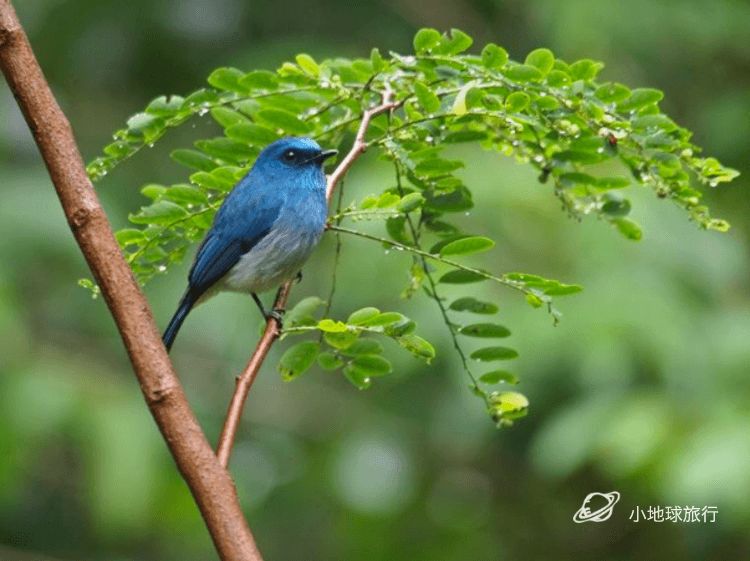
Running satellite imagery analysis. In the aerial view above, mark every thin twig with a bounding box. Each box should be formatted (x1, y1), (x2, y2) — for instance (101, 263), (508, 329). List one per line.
(215, 86), (400, 467)
(328, 224), (533, 296)
(323, 177), (346, 321)
(390, 159), (484, 399)
(0, 3), (263, 560)
(216, 282), (292, 466)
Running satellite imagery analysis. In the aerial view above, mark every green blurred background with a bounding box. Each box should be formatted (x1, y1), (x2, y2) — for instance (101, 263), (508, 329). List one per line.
(1, 1), (749, 560)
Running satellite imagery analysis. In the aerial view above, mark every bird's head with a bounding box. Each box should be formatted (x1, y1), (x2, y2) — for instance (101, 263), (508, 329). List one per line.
(255, 137), (338, 174)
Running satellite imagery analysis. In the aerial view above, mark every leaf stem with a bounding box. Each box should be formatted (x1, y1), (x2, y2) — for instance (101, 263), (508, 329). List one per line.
(327, 224), (534, 298)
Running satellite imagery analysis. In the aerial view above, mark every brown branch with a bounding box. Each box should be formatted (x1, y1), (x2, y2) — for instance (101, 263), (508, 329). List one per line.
(216, 87), (399, 467)
(0, 3), (263, 560)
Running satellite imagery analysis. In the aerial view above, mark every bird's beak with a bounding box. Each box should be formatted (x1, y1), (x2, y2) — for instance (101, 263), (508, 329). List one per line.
(318, 149), (338, 162)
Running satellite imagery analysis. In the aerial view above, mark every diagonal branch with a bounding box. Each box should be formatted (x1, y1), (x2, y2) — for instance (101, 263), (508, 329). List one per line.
(0, 3), (263, 560)
(215, 86), (399, 467)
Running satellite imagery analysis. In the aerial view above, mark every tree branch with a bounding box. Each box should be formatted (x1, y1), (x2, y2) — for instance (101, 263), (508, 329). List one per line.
(0, 3), (263, 560)
(215, 87), (399, 467)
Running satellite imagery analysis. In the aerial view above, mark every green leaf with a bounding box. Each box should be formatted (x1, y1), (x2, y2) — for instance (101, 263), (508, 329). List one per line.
(278, 341), (319, 381)
(397, 192), (425, 212)
(632, 114), (677, 132)
(415, 159), (464, 177)
(165, 184), (208, 205)
(471, 346), (519, 361)
(525, 293), (544, 308)
(115, 229), (145, 247)
(503, 64), (542, 82)
(617, 88), (664, 111)
(318, 352), (344, 371)
(490, 391), (529, 416)
(613, 217), (643, 240)
(145, 95), (184, 116)
(324, 330), (359, 350)
(525, 48), (554, 76)
(370, 48), (385, 72)
(286, 296), (325, 326)
(481, 43), (508, 69)
(505, 92), (530, 113)
(459, 323), (511, 338)
(194, 138), (254, 163)
(437, 29), (473, 55)
(343, 364), (372, 390)
(480, 370), (519, 385)
(226, 123), (280, 145)
(361, 312), (406, 327)
(347, 307), (381, 325)
(595, 82), (631, 103)
(238, 71), (278, 90)
(449, 297), (498, 314)
(414, 82), (441, 113)
(413, 28), (442, 53)
(210, 107), (248, 128)
(207, 67), (245, 92)
(569, 59), (603, 80)
(546, 70), (570, 87)
(349, 355), (392, 377)
(318, 319), (349, 333)
(340, 339), (384, 357)
(129, 201), (188, 225)
(256, 109), (312, 135)
(596, 176), (631, 190)
(439, 236), (495, 256)
(397, 334), (436, 361)
(295, 53), (320, 77)
(601, 195), (632, 217)
(439, 270), (487, 284)
(171, 149), (217, 172)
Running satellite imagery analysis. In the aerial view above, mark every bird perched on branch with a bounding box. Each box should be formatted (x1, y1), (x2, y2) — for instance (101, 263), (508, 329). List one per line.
(163, 136), (337, 350)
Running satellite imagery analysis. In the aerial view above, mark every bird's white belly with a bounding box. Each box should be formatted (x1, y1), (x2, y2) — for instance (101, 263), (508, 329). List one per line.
(220, 227), (321, 294)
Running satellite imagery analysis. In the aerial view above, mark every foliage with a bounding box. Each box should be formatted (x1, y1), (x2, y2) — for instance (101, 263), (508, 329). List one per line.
(87, 28), (737, 425)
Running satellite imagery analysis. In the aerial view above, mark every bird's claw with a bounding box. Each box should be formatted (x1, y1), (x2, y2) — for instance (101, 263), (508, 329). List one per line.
(267, 308), (285, 326)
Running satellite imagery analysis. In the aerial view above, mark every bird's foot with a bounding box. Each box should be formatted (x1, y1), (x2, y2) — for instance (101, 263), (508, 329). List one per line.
(294, 271), (303, 283)
(267, 307), (285, 326)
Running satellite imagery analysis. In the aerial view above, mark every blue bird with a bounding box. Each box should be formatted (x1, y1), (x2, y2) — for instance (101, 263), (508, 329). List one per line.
(162, 137), (337, 350)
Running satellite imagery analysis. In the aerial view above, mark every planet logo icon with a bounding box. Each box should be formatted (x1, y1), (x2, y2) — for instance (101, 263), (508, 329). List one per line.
(573, 491), (620, 523)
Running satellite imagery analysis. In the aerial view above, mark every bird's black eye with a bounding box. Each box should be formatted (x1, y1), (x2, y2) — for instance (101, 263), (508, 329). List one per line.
(283, 150), (296, 162)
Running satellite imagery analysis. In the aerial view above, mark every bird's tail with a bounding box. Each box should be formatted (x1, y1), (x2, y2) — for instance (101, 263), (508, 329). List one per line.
(163, 292), (195, 351)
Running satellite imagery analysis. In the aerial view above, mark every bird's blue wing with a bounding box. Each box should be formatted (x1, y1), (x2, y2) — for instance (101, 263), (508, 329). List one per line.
(186, 176), (283, 297)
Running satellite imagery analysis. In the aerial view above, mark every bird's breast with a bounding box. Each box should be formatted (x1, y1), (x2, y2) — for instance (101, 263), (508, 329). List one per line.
(222, 202), (326, 294)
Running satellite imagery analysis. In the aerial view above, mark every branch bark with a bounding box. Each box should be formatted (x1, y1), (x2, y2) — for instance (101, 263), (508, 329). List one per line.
(0, 3), (263, 560)
(216, 87), (399, 467)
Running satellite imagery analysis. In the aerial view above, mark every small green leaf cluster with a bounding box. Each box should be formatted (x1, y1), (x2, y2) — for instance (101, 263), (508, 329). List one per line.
(279, 298), (435, 389)
(88, 28), (736, 424)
